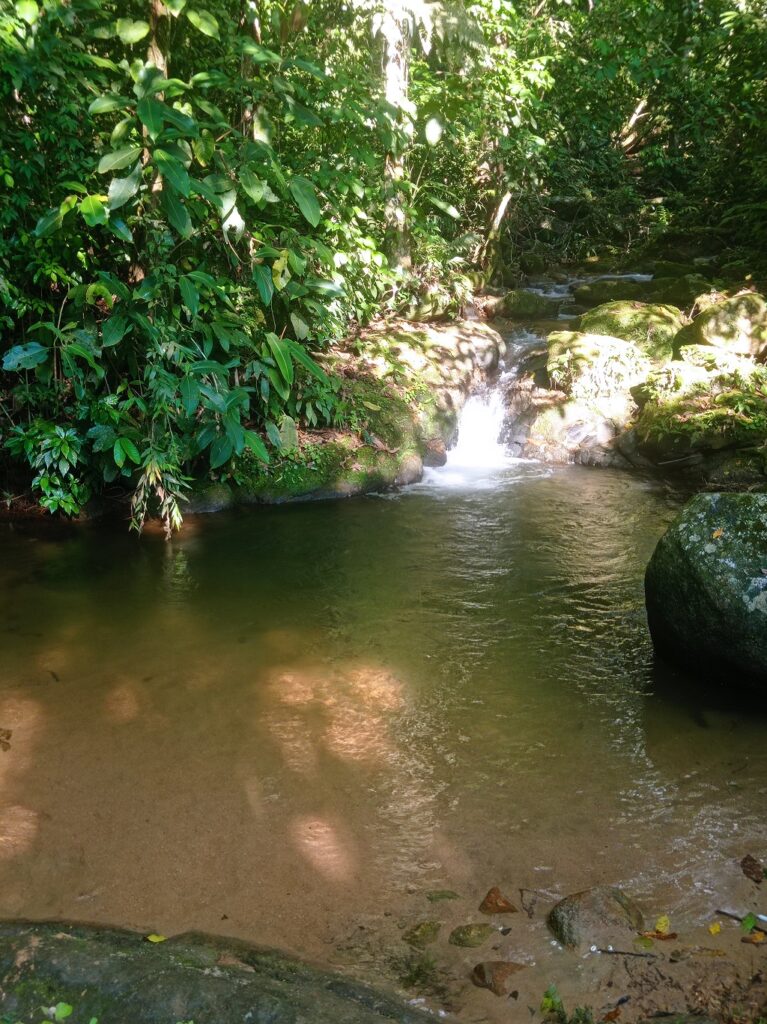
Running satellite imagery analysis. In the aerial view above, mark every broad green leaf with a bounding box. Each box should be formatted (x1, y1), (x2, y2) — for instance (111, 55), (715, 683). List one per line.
(2, 342), (49, 371)
(290, 312), (309, 340)
(244, 430), (269, 462)
(286, 339), (328, 383)
(15, 0), (37, 24)
(79, 195), (109, 227)
(102, 316), (129, 347)
(179, 277), (200, 315)
(279, 414), (298, 450)
(88, 94), (128, 115)
(98, 146), (142, 174)
(137, 97), (164, 139)
(120, 437), (141, 464)
(116, 18), (150, 44)
(252, 265), (274, 305)
(161, 189), (192, 237)
(109, 217), (133, 243)
(193, 130), (215, 166)
(266, 367), (290, 401)
(186, 8), (220, 38)
(165, 0), (187, 13)
(108, 162), (142, 210)
(271, 252), (290, 290)
(34, 207), (62, 237)
(210, 435), (233, 468)
(241, 39), (280, 64)
(265, 420), (281, 447)
(426, 195), (460, 219)
(154, 149), (190, 196)
(266, 334), (293, 386)
(54, 1004), (73, 1022)
(180, 376), (199, 415)
(288, 176), (321, 227)
(239, 169), (266, 203)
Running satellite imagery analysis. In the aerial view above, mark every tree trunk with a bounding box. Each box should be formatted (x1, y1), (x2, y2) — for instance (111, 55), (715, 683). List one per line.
(381, 2), (412, 270)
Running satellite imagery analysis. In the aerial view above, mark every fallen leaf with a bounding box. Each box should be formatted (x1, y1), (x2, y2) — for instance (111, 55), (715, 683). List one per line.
(741, 912), (758, 933)
(145, 933), (167, 943)
(712, 528), (724, 539)
(708, 922), (721, 936)
(600, 1010), (621, 1023)
(741, 854), (763, 884)
(641, 930), (678, 941)
(654, 915), (671, 935)
(741, 930), (765, 945)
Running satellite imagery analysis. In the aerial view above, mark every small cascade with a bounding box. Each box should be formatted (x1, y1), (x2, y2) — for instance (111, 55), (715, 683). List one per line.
(445, 387), (510, 470)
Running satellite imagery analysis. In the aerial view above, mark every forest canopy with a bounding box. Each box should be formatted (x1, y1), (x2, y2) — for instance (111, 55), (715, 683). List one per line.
(1, 0), (766, 528)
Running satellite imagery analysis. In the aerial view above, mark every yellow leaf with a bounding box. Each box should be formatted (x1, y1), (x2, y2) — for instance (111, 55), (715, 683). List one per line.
(655, 915), (671, 935)
(708, 921), (721, 936)
(146, 933), (167, 943)
(712, 528), (724, 539)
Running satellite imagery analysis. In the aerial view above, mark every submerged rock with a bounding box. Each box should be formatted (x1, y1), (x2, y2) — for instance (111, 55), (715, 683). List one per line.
(499, 289), (561, 319)
(402, 920), (441, 948)
(580, 300), (685, 363)
(547, 886), (644, 948)
(673, 292), (767, 360)
(448, 923), (495, 947)
(573, 279), (644, 307)
(478, 887), (518, 914)
(470, 960), (526, 996)
(645, 493), (767, 683)
(0, 921), (436, 1024)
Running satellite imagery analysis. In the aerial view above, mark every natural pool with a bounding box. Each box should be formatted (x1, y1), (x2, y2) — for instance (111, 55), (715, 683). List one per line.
(0, 459), (765, 1016)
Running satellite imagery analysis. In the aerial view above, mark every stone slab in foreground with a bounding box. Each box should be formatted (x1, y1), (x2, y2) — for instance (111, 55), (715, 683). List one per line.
(0, 921), (440, 1024)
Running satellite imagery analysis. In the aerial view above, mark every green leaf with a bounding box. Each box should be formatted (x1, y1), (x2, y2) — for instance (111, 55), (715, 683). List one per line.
(113, 438), (126, 468)
(286, 339), (328, 383)
(54, 1003), (73, 1022)
(165, 0), (187, 13)
(266, 334), (293, 386)
(15, 0), (37, 24)
(210, 434), (233, 468)
(161, 189), (192, 237)
(102, 316), (129, 347)
(426, 195), (460, 219)
(244, 430), (269, 462)
(186, 8), (220, 38)
(109, 217), (134, 243)
(742, 913), (758, 933)
(290, 312), (309, 340)
(79, 195), (109, 227)
(116, 18), (150, 44)
(119, 437), (141, 464)
(98, 146), (142, 173)
(252, 265), (274, 305)
(180, 376), (199, 415)
(34, 207), (62, 237)
(137, 97), (164, 139)
(192, 130), (215, 166)
(154, 149), (190, 196)
(108, 162), (142, 210)
(288, 176), (321, 227)
(2, 342), (48, 371)
(88, 94), (128, 115)
(179, 277), (200, 315)
(239, 168), (266, 204)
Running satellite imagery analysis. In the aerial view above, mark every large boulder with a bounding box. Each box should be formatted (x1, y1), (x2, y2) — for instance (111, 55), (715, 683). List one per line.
(644, 273), (712, 311)
(572, 278), (644, 307)
(499, 288), (561, 319)
(547, 330), (649, 419)
(579, 301), (685, 363)
(673, 292), (767, 360)
(645, 493), (767, 683)
(0, 922), (436, 1024)
(547, 886), (644, 949)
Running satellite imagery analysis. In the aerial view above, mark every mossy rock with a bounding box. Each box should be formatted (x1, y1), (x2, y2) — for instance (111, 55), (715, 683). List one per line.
(644, 274), (712, 310)
(547, 330), (649, 409)
(499, 289), (560, 319)
(645, 493), (767, 683)
(579, 300), (685, 363)
(572, 278), (643, 307)
(632, 362), (767, 462)
(0, 921), (436, 1024)
(649, 259), (701, 279)
(402, 921), (441, 949)
(547, 886), (644, 949)
(448, 923), (495, 948)
(673, 292), (767, 359)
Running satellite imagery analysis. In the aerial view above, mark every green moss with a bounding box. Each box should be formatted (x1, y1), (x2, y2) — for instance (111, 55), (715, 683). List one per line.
(579, 300), (685, 362)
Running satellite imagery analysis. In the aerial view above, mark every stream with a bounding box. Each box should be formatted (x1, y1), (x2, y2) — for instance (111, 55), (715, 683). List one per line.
(1, 317), (766, 1016)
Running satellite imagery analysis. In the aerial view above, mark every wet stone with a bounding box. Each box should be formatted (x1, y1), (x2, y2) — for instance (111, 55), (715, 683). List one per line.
(448, 923), (495, 948)
(479, 887), (518, 915)
(425, 890), (460, 903)
(547, 886), (644, 949)
(402, 921), (441, 948)
(471, 960), (526, 996)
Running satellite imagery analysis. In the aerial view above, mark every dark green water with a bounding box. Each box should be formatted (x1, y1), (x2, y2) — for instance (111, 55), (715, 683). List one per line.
(0, 464), (765, 983)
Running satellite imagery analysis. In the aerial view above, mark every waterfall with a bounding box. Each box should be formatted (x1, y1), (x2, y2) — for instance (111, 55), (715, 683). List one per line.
(445, 388), (510, 470)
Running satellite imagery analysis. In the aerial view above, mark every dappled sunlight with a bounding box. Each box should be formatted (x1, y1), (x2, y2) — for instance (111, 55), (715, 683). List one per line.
(103, 681), (141, 724)
(0, 804), (39, 861)
(290, 815), (358, 883)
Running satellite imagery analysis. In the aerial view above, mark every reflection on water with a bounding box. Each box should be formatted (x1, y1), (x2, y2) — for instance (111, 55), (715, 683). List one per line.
(0, 466), (765, 973)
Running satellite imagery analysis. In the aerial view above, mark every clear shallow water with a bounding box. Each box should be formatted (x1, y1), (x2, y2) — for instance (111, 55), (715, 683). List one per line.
(0, 465), (765, 991)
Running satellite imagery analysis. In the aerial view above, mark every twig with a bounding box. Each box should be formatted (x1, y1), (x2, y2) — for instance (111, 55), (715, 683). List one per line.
(596, 948), (657, 959)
